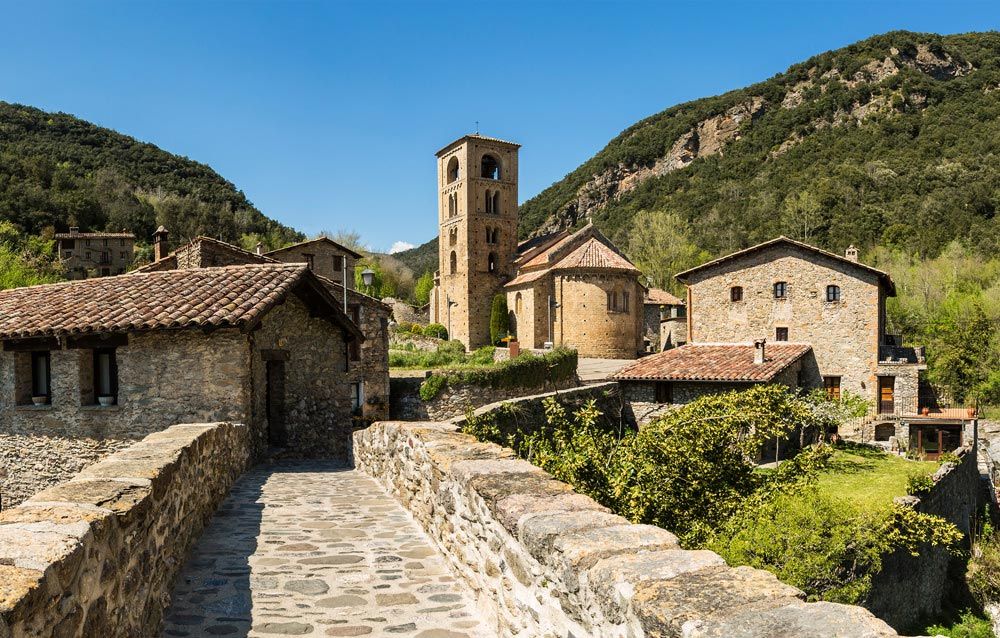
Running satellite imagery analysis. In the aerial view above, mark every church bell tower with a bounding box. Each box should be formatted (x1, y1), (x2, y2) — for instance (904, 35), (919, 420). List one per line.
(433, 134), (520, 348)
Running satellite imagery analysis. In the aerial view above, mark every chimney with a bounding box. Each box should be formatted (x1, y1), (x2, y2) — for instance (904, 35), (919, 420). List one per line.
(69, 226), (79, 235)
(153, 226), (169, 262)
(753, 339), (766, 365)
(255, 242), (263, 256)
(845, 245), (859, 263)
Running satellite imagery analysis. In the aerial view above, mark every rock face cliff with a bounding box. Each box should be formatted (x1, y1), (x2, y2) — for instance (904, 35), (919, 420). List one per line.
(525, 41), (974, 239)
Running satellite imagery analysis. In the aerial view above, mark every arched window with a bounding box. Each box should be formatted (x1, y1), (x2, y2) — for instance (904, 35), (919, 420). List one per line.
(449, 227), (458, 246)
(484, 189), (493, 214)
(492, 228), (499, 244)
(730, 286), (743, 302)
(515, 292), (522, 313)
(487, 252), (498, 273)
(447, 156), (460, 183)
(485, 226), (492, 243)
(492, 191), (501, 215)
(481, 154), (500, 180)
(449, 251), (457, 275)
(826, 285), (841, 302)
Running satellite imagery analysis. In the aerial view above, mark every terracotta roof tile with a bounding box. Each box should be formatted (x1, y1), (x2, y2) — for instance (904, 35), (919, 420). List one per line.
(0, 264), (318, 340)
(613, 343), (811, 382)
(54, 232), (135, 239)
(645, 288), (683, 305)
(556, 238), (639, 272)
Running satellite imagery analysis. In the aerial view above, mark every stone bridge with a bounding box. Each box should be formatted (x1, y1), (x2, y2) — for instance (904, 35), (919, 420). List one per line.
(0, 420), (923, 638)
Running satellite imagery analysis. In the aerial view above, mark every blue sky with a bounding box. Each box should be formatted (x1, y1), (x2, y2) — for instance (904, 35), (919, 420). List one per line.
(1, 1), (999, 253)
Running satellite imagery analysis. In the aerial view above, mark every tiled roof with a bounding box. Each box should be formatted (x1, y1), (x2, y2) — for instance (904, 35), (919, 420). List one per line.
(613, 343), (812, 382)
(55, 232), (135, 239)
(0, 264), (363, 341)
(645, 288), (683, 305)
(435, 134), (521, 155)
(131, 236), (279, 274)
(520, 231), (577, 269)
(266, 237), (363, 260)
(556, 238), (640, 272)
(504, 269), (549, 288)
(675, 236), (896, 296)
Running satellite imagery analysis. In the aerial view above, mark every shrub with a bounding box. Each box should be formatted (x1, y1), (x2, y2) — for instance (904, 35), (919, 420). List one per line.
(906, 472), (935, 495)
(419, 374), (447, 401)
(489, 294), (509, 345)
(419, 348), (578, 401)
(422, 323), (448, 339)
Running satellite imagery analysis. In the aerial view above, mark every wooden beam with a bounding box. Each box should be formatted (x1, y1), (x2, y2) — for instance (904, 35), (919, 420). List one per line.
(3, 337), (60, 352)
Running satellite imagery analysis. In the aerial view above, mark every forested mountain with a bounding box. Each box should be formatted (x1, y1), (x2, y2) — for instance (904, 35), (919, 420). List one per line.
(397, 31), (1000, 272)
(0, 102), (301, 247)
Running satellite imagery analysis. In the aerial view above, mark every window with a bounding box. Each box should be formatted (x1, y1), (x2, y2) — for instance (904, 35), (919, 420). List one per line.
(607, 290), (618, 312)
(515, 292), (522, 313)
(823, 376), (842, 401)
(448, 192), (458, 218)
(446, 156), (460, 183)
(93, 348), (118, 405)
(622, 291), (630, 313)
(63, 239), (75, 249)
(730, 286), (743, 302)
(485, 190), (494, 214)
(449, 251), (457, 275)
(492, 191), (501, 215)
(333, 257), (343, 272)
(487, 252), (498, 273)
(773, 282), (787, 299)
(120, 239), (126, 247)
(86, 251), (91, 260)
(350, 382), (364, 415)
(655, 382), (673, 404)
(775, 327), (789, 341)
(303, 254), (315, 270)
(31, 351), (51, 403)
(449, 227), (458, 246)
(826, 285), (841, 302)
(481, 154), (500, 180)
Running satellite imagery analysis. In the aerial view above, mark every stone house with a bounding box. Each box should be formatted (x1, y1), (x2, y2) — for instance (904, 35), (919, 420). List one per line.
(134, 230), (391, 421)
(428, 134), (645, 358)
(0, 263), (364, 458)
(264, 236), (362, 290)
(616, 342), (817, 425)
(55, 227), (135, 278)
(643, 287), (686, 352)
(505, 224), (645, 358)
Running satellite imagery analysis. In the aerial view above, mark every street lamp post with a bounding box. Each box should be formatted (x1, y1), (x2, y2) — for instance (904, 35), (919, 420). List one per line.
(361, 268), (376, 297)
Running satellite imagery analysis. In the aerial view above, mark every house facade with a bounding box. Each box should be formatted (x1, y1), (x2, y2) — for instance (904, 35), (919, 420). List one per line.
(643, 287), (686, 352)
(265, 236), (362, 290)
(134, 230), (391, 420)
(55, 228), (135, 278)
(0, 264), (364, 458)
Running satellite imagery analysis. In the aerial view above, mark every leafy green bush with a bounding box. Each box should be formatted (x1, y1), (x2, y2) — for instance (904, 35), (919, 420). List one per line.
(422, 323), (448, 339)
(389, 340), (476, 369)
(926, 610), (995, 638)
(419, 348), (577, 401)
(906, 472), (935, 495)
(419, 375), (447, 401)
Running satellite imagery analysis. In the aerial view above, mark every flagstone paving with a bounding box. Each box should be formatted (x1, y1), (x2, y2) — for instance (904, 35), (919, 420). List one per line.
(162, 461), (491, 637)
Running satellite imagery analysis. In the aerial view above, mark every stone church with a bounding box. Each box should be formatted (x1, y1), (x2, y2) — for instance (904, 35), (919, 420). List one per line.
(429, 134), (644, 358)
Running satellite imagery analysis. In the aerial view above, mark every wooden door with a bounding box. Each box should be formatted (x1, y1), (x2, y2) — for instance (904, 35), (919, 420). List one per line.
(265, 360), (287, 447)
(878, 376), (895, 415)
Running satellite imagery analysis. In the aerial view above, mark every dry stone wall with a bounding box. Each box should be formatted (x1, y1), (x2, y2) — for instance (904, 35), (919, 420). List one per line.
(389, 376), (578, 421)
(0, 434), (132, 509)
(0, 422), (252, 638)
(353, 421), (907, 638)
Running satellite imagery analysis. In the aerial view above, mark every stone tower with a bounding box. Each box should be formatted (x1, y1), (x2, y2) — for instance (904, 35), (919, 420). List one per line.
(434, 135), (520, 348)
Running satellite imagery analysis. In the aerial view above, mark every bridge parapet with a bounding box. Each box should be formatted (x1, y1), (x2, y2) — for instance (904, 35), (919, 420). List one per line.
(354, 421), (910, 637)
(0, 422), (252, 638)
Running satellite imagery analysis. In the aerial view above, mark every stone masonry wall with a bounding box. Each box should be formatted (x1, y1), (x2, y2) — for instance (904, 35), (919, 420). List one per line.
(685, 244), (882, 406)
(866, 445), (981, 631)
(353, 421), (905, 637)
(0, 329), (248, 441)
(0, 422), (252, 637)
(554, 272), (644, 359)
(0, 434), (132, 509)
(389, 375), (578, 422)
(451, 382), (622, 435)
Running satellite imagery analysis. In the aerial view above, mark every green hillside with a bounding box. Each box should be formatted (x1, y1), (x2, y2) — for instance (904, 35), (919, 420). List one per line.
(0, 101), (301, 247)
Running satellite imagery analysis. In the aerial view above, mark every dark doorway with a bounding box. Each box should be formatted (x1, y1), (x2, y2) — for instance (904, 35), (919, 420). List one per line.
(909, 424), (962, 460)
(878, 376), (895, 415)
(265, 360), (287, 447)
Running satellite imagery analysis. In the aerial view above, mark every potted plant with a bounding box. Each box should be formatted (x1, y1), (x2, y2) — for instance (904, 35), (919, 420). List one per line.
(921, 406), (930, 416)
(31, 395), (48, 406)
(98, 395), (115, 407)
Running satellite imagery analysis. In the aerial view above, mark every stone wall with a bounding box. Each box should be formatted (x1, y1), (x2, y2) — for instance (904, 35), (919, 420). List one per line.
(0, 421), (252, 637)
(451, 382), (622, 434)
(553, 272), (644, 359)
(353, 421), (905, 637)
(866, 445), (981, 631)
(0, 433), (132, 509)
(390, 375), (579, 421)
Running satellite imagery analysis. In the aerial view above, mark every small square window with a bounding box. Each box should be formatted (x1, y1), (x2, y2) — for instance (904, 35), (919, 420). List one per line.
(826, 285), (841, 302)
(775, 327), (789, 342)
(351, 382), (364, 415)
(92, 348), (118, 405)
(655, 382), (672, 404)
(730, 286), (743, 302)
(823, 376), (842, 401)
(773, 282), (787, 299)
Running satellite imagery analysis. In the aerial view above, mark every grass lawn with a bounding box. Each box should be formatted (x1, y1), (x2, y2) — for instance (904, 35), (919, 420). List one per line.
(389, 343), (496, 370)
(814, 444), (939, 514)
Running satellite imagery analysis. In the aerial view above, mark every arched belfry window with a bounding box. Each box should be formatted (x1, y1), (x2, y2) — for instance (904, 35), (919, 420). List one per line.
(488, 252), (498, 273)
(485, 190), (494, 214)
(448, 193), (457, 218)
(481, 154), (500, 180)
(447, 156), (460, 183)
(449, 227), (458, 246)
(492, 191), (501, 215)
(449, 251), (457, 275)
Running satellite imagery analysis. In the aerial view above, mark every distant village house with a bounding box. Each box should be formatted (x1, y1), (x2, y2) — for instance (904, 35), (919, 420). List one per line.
(55, 227), (135, 279)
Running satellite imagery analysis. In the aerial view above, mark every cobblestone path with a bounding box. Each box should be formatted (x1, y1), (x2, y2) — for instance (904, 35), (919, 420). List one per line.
(163, 461), (490, 637)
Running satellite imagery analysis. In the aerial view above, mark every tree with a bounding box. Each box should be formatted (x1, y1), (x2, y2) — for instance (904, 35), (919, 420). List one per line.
(489, 294), (509, 345)
(316, 229), (366, 254)
(626, 210), (711, 294)
(414, 271), (434, 306)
